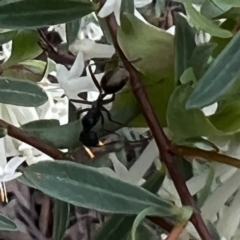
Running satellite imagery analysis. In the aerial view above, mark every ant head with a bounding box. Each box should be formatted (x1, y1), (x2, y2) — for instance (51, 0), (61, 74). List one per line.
(79, 131), (99, 147)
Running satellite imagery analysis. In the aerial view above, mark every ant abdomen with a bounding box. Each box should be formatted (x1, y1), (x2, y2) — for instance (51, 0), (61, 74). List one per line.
(79, 130), (99, 147)
(101, 68), (129, 94)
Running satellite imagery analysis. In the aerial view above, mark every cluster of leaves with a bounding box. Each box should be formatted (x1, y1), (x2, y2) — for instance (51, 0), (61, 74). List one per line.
(0, 0), (239, 239)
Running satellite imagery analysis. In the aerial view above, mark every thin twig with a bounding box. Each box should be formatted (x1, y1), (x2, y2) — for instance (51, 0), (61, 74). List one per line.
(98, 2), (212, 239)
(171, 144), (240, 168)
(0, 119), (65, 159)
(38, 29), (75, 66)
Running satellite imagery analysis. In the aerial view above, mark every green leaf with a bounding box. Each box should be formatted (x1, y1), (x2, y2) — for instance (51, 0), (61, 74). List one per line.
(117, 13), (175, 127)
(183, 0), (232, 38)
(213, 0), (240, 7)
(3, 60), (47, 82)
(201, 0), (229, 19)
(24, 161), (176, 215)
(208, 99), (240, 133)
(52, 199), (70, 240)
(191, 43), (217, 80)
(118, 13), (174, 82)
(121, 0), (134, 15)
(131, 206), (192, 240)
(167, 85), (221, 141)
(0, 214), (17, 231)
(180, 67), (196, 84)
(176, 137), (219, 152)
(210, 19), (236, 58)
(198, 164), (215, 207)
(3, 30), (42, 69)
(186, 30), (240, 109)
(22, 119), (60, 129)
(131, 207), (165, 240)
(0, 0), (94, 29)
(0, 127), (7, 138)
(94, 215), (136, 240)
(93, 169), (166, 240)
(130, 74), (174, 127)
(66, 19), (81, 45)
(174, 12), (196, 84)
(0, 30), (17, 44)
(0, 78), (48, 107)
(127, 225), (154, 240)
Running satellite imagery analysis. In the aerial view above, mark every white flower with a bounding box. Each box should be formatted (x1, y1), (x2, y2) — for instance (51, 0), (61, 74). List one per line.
(98, 0), (152, 25)
(84, 22), (103, 41)
(69, 38), (115, 61)
(99, 139), (159, 186)
(0, 156), (26, 202)
(56, 51), (104, 109)
(20, 147), (53, 166)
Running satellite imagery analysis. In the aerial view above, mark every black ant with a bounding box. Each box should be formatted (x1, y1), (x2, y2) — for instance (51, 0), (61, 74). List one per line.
(70, 62), (129, 158)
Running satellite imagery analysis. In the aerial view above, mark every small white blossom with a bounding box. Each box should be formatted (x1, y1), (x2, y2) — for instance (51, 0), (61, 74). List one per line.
(56, 51), (104, 109)
(0, 156), (26, 202)
(98, 0), (152, 25)
(69, 38), (115, 60)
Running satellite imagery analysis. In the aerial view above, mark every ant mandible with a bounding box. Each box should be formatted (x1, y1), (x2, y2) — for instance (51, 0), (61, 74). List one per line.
(70, 61), (129, 158)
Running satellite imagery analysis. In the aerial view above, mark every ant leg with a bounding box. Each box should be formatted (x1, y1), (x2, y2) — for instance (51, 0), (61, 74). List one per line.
(88, 64), (102, 94)
(69, 98), (93, 105)
(101, 106), (126, 127)
(76, 108), (91, 115)
(102, 94), (115, 105)
(100, 112), (105, 128)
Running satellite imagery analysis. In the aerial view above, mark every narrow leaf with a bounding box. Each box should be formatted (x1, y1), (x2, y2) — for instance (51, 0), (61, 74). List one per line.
(131, 207), (166, 240)
(174, 13), (196, 84)
(0, 214), (17, 231)
(131, 206), (192, 240)
(23, 161), (176, 215)
(198, 164), (215, 207)
(213, 0), (240, 8)
(93, 169), (166, 240)
(52, 200), (70, 240)
(186, 30), (240, 109)
(184, 0), (232, 38)
(0, 78), (48, 107)
(0, 0), (94, 28)
(3, 60), (47, 82)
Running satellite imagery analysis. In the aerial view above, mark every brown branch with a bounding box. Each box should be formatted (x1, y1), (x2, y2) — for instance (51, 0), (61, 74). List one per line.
(149, 217), (174, 232)
(0, 119), (66, 159)
(166, 224), (186, 240)
(98, 3), (212, 239)
(38, 29), (75, 66)
(171, 144), (240, 168)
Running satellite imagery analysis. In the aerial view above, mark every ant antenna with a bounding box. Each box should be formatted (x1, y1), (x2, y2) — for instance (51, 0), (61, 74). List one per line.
(88, 64), (102, 93)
